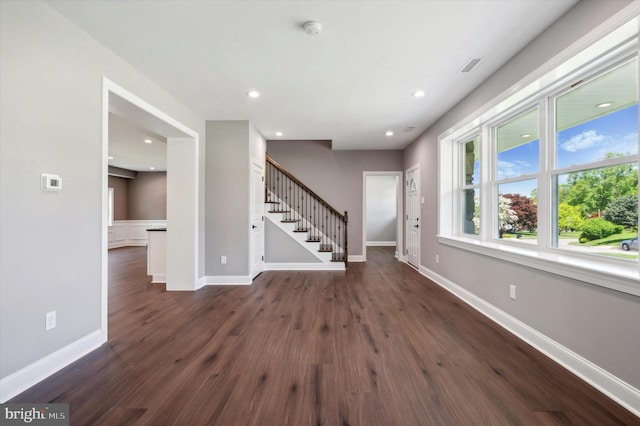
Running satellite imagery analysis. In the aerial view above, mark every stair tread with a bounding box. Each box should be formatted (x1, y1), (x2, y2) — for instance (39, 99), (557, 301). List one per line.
(269, 210), (290, 213)
(281, 219), (300, 223)
(293, 229), (309, 233)
(306, 238), (321, 242)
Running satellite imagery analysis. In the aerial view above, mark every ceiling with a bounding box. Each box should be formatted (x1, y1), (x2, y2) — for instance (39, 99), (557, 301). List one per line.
(48, 0), (579, 167)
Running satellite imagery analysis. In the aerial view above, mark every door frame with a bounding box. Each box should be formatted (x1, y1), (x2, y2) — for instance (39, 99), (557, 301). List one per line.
(362, 171), (403, 262)
(405, 164), (420, 268)
(102, 78), (200, 343)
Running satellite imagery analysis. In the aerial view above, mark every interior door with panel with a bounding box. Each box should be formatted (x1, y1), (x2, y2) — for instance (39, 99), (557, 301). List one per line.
(406, 166), (420, 268)
(250, 162), (264, 279)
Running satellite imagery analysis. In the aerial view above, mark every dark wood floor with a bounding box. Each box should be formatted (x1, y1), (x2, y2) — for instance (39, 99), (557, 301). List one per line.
(11, 246), (637, 425)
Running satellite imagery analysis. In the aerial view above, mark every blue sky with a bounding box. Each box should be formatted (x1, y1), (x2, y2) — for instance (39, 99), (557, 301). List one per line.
(557, 104), (638, 168)
(495, 104), (638, 198)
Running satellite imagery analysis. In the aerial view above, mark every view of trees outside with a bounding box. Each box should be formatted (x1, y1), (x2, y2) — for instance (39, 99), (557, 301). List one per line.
(553, 58), (638, 259)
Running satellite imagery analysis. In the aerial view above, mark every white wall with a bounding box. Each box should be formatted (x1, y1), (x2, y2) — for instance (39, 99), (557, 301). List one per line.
(403, 0), (639, 399)
(0, 0), (204, 397)
(366, 175), (397, 245)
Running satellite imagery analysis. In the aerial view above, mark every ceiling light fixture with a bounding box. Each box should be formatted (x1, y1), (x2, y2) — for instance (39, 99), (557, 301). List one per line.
(144, 139), (152, 144)
(149, 166), (155, 170)
(275, 131), (283, 137)
(108, 156), (114, 160)
(385, 131), (394, 137)
(520, 134), (532, 138)
(303, 21), (322, 36)
(247, 90), (260, 98)
(596, 102), (613, 108)
(412, 91), (425, 98)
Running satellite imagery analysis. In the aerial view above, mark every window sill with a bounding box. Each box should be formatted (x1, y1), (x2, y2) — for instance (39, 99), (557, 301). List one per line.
(437, 235), (640, 297)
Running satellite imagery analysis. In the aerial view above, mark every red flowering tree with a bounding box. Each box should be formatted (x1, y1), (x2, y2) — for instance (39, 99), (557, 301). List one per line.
(502, 193), (537, 232)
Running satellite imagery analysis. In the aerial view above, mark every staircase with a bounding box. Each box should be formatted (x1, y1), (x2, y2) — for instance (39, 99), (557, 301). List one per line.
(265, 155), (348, 268)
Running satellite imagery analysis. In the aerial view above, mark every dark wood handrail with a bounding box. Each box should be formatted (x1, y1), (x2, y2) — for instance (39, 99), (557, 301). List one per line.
(266, 155), (347, 222)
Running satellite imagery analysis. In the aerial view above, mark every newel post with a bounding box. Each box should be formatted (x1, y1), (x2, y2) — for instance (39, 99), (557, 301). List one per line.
(344, 210), (348, 268)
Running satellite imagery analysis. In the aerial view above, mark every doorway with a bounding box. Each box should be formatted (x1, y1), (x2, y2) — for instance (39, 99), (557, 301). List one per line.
(362, 171), (403, 262)
(102, 78), (200, 342)
(405, 165), (420, 269)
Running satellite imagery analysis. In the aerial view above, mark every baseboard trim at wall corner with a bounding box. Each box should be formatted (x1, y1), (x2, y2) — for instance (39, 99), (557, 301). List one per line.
(348, 255), (365, 263)
(417, 266), (640, 418)
(204, 275), (252, 286)
(264, 263), (345, 271)
(196, 276), (207, 290)
(0, 330), (102, 403)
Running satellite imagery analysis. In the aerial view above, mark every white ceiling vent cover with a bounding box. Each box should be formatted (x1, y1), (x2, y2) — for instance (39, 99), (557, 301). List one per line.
(459, 58), (483, 73)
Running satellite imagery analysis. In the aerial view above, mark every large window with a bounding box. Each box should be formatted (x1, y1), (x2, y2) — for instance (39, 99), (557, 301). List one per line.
(495, 108), (539, 244)
(553, 59), (638, 259)
(440, 16), (639, 295)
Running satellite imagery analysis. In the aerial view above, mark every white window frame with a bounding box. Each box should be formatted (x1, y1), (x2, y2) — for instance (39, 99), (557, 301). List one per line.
(438, 16), (640, 296)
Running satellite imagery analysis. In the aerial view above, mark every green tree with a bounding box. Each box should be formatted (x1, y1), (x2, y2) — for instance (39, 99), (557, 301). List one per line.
(604, 195), (638, 229)
(560, 161), (637, 217)
(558, 203), (584, 232)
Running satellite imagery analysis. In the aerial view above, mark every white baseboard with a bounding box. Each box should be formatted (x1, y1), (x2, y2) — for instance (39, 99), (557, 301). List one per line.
(0, 330), (102, 403)
(203, 275), (252, 285)
(366, 241), (396, 247)
(348, 255), (365, 262)
(264, 263), (345, 271)
(150, 273), (166, 283)
(418, 265), (640, 418)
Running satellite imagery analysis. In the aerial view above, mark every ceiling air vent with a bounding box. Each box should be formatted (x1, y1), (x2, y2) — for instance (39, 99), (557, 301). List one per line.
(404, 126), (415, 132)
(459, 58), (483, 73)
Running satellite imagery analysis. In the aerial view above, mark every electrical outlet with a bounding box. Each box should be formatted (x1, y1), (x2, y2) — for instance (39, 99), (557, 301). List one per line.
(221, 256), (227, 265)
(435, 254), (440, 264)
(46, 311), (56, 331)
(509, 285), (516, 300)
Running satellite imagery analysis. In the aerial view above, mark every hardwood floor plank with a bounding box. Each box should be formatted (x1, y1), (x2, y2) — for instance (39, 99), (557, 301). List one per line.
(8, 246), (638, 425)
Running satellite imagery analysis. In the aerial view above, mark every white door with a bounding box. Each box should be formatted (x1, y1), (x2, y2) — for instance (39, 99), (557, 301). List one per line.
(406, 166), (420, 268)
(250, 162), (264, 279)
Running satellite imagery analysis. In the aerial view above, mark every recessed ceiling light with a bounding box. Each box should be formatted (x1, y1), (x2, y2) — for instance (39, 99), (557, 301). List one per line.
(596, 102), (613, 108)
(247, 90), (260, 98)
(108, 156), (114, 160)
(413, 90), (425, 98)
(275, 131), (283, 137)
(149, 166), (155, 170)
(520, 134), (532, 138)
(144, 139), (152, 144)
(385, 131), (394, 137)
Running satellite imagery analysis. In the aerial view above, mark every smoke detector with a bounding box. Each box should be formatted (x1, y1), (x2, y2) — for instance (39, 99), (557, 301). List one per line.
(303, 21), (322, 36)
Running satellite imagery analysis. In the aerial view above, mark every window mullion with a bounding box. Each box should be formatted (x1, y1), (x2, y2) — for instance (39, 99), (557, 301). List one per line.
(537, 98), (551, 250)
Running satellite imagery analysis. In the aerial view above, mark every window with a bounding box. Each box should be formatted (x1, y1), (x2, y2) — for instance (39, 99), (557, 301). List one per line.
(495, 108), (539, 243)
(553, 58), (638, 259)
(439, 16), (639, 295)
(461, 137), (480, 235)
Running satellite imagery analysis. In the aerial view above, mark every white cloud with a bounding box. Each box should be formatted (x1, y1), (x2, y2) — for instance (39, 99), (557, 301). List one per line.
(498, 159), (531, 178)
(609, 132), (639, 155)
(560, 130), (605, 152)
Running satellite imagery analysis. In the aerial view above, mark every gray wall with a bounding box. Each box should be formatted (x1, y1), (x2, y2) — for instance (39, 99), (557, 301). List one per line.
(265, 220), (322, 263)
(205, 121), (250, 276)
(267, 140), (403, 257)
(128, 172), (167, 220)
(403, 0), (639, 389)
(366, 175), (397, 244)
(108, 176), (129, 221)
(0, 0), (204, 380)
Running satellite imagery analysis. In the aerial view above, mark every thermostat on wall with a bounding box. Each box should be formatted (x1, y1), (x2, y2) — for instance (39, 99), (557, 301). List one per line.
(41, 173), (62, 191)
